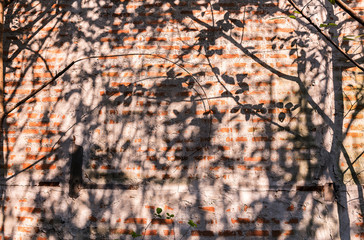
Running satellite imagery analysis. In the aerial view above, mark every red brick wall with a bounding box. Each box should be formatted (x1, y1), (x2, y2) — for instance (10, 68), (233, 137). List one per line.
(1, 0), (363, 239)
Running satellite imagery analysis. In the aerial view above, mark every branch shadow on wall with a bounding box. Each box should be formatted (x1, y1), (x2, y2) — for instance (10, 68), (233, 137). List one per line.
(1, 0), (363, 239)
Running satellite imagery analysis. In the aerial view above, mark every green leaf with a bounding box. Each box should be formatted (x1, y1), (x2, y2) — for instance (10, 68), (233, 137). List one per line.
(156, 208), (162, 214)
(268, 17), (287, 20)
(320, 23), (337, 28)
(166, 213), (174, 218)
(131, 231), (142, 238)
(188, 220), (197, 227)
(293, 10), (301, 14)
(289, 15), (296, 19)
(343, 37), (355, 41)
(329, 0), (335, 4)
(343, 34), (364, 41)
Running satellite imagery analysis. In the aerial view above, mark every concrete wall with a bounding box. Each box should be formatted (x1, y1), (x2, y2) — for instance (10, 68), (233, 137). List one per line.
(1, 0), (363, 239)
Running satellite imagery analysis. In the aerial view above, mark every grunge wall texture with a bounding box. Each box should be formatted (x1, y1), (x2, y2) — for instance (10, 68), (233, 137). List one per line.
(1, 0), (363, 239)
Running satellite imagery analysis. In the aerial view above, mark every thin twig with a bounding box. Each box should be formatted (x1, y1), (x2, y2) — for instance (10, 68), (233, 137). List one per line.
(343, 150), (364, 174)
(141, 221), (152, 240)
(179, 226), (191, 240)
(302, 0), (314, 12)
(344, 95), (363, 118)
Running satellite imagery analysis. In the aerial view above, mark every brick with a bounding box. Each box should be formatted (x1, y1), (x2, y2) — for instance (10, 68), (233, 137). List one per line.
(246, 230), (269, 236)
(17, 216), (34, 222)
(124, 218), (147, 224)
(347, 132), (363, 138)
(163, 230), (175, 235)
(110, 228), (131, 234)
(236, 137), (248, 142)
(142, 230), (157, 236)
(272, 230), (295, 237)
(17, 226), (39, 233)
(285, 218), (299, 224)
(33, 72), (52, 78)
(42, 97), (59, 102)
(35, 164), (56, 170)
(199, 206), (215, 212)
(102, 72), (119, 77)
(29, 121), (50, 127)
(22, 163), (33, 169)
(256, 217), (270, 223)
(231, 218), (251, 224)
(38, 147), (54, 152)
(191, 230), (215, 236)
(23, 129), (39, 134)
(218, 230), (242, 236)
(151, 219), (173, 225)
(244, 157), (265, 162)
(19, 207), (42, 213)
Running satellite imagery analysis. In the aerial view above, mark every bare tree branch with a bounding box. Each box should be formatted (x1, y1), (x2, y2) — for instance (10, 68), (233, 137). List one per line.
(335, 0), (364, 27)
(288, 0), (364, 72)
(0, 0), (4, 125)
(5, 61), (76, 115)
